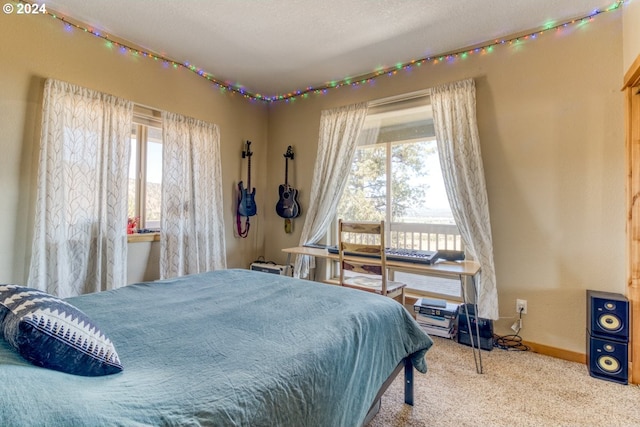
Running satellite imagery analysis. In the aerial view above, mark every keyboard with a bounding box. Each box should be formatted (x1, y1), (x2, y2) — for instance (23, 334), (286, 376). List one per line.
(303, 243), (334, 250)
(386, 248), (439, 264)
(326, 246), (439, 265)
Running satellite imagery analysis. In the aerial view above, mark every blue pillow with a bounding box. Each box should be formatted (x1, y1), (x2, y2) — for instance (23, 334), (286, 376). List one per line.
(0, 285), (123, 376)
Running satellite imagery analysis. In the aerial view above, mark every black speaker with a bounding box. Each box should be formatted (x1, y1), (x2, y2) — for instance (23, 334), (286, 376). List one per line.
(587, 290), (629, 341)
(457, 304), (494, 351)
(587, 333), (628, 385)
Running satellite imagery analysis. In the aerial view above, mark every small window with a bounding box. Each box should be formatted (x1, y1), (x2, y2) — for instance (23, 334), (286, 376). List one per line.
(128, 107), (162, 231)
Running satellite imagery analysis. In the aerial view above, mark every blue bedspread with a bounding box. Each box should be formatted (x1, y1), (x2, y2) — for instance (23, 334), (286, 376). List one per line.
(0, 269), (432, 426)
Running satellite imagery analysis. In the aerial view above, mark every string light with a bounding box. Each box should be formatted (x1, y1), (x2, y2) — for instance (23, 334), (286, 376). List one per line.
(24, 0), (628, 103)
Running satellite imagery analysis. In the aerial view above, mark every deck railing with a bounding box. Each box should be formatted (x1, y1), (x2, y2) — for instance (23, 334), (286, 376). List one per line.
(389, 222), (464, 252)
(342, 222), (463, 252)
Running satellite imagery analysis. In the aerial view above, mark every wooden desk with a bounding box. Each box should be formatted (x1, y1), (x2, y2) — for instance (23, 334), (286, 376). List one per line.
(282, 246), (485, 374)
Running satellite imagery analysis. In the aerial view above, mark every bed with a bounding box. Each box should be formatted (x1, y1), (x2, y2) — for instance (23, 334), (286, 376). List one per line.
(0, 269), (433, 426)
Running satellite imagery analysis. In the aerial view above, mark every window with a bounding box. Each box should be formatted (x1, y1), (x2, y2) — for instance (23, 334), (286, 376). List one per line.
(335, 93), (462, 298)
(128, 107), (163, 230)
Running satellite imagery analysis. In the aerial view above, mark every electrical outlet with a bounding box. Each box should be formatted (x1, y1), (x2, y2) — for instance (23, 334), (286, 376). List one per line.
(516, 299), (527, 314)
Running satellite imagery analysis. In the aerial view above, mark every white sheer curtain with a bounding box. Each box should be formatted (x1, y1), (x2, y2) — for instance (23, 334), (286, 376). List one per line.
(293, 102), (369, 279)
(160, 111), (227, 279)
(28, 79), (133, 297)
(431, 78), (498, 320)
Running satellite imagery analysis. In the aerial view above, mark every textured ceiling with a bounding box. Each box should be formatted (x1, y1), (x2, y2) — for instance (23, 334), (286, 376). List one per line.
(44, 0), (617, 98)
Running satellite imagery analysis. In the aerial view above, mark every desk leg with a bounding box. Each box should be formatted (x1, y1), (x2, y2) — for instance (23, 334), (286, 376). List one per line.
(286, 252), (293, 277)
(460, 274), (483, 374)
(284, 253), (317, 281)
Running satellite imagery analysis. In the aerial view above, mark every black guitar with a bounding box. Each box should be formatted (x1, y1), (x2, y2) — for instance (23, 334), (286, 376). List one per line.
(275, 146), (300, 219)
(238, 141), (257, 217)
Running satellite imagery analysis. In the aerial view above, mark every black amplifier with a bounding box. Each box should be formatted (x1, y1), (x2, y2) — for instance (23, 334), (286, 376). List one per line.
(457, 304), (494, 351)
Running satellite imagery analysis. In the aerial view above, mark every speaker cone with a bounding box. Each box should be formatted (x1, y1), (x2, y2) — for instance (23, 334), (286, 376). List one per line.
(598, 314), (622, 331)
(597, 355), (621, 373)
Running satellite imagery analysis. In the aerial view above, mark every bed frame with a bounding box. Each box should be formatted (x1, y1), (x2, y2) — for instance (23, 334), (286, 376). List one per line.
(362, 357), (414, 425)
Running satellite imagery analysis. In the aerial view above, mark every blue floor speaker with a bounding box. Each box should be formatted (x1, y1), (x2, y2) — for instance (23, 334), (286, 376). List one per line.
(587, 290), (629, 341)
(586, 290), (629, 385)
(587, 333), (628, 385)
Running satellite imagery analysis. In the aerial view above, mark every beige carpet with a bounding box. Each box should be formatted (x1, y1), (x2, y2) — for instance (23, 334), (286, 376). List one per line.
(370, 336), (640, 427)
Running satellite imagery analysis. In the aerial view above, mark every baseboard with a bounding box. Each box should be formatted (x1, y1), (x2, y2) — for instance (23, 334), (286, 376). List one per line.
(524, 341), (586, 364)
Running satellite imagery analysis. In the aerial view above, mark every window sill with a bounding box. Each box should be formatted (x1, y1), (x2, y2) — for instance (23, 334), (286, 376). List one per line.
(127, 232), (160, 243)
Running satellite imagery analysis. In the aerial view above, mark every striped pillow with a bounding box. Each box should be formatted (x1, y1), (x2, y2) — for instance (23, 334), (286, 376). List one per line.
(0, 285), (123, 376)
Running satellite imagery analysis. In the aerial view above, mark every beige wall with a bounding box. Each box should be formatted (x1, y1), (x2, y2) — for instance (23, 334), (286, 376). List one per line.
(266, 12), (624, 354)
(623, 0), (640, 72)
(0, 14), (269, 285)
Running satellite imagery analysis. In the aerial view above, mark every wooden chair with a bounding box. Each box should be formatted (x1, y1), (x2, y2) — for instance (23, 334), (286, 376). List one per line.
(338, 219), (406, 304)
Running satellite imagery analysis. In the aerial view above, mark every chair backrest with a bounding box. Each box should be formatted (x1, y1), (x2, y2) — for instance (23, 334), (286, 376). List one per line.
(338, 220), (388, 295)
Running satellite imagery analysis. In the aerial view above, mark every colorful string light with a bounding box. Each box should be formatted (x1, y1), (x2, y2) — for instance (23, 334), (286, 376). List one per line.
(25, 0), (628, 103)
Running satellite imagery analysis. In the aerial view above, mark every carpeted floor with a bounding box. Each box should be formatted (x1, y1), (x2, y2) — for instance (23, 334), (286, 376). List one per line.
(370, 336), (640, 427)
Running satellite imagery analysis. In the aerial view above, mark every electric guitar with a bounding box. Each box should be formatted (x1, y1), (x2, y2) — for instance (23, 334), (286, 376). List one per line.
(275, 146), (300, 219)
(238, 140), (257, 217)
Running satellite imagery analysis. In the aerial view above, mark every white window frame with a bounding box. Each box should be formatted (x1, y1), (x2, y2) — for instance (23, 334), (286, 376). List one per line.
(332, 92), (463, 299)
(129, 106), (162, 231)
